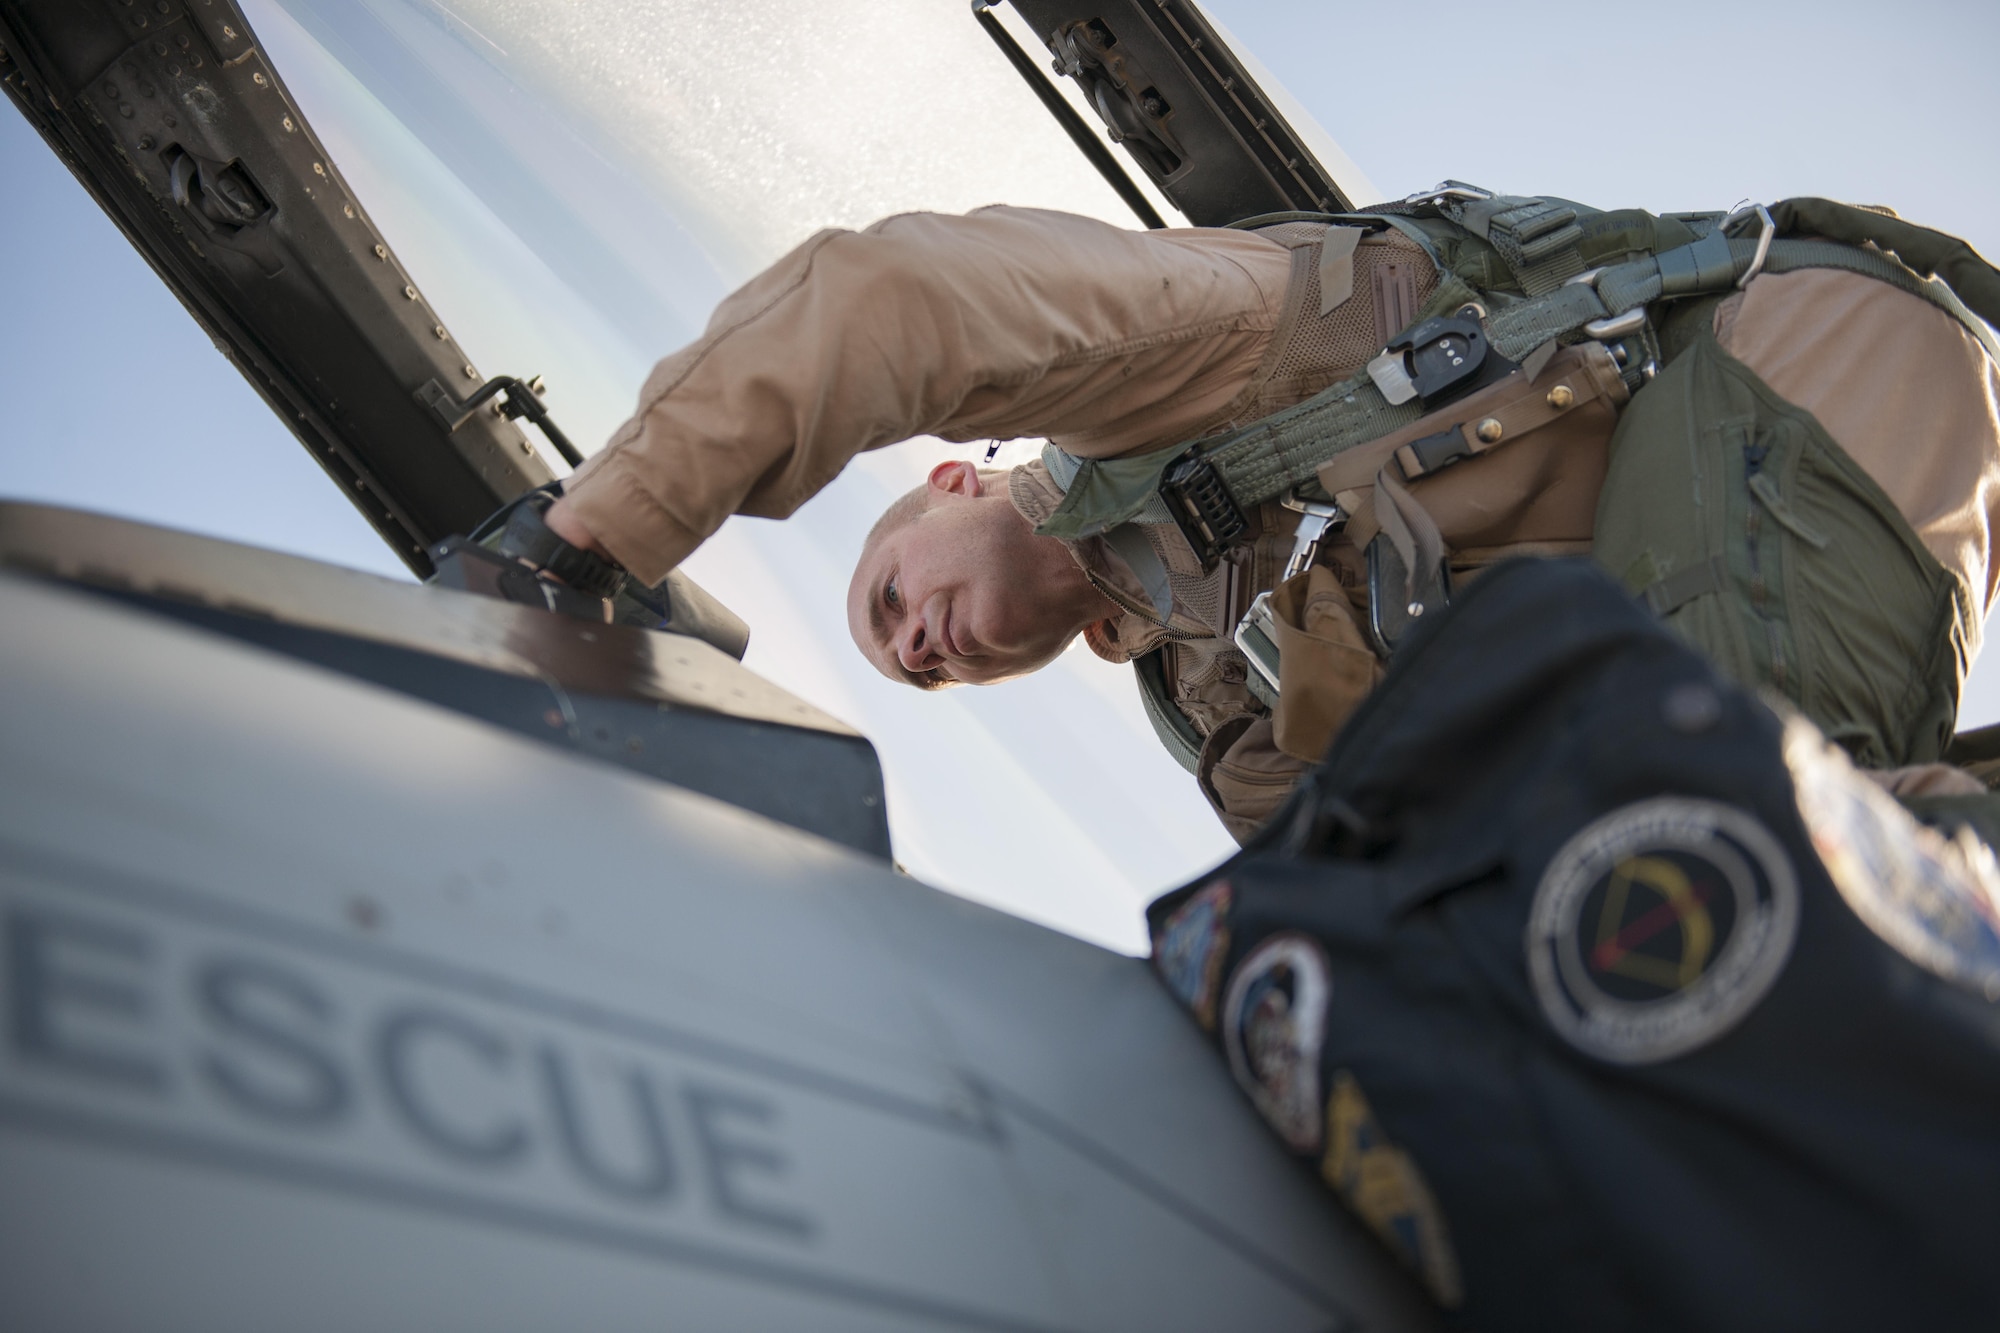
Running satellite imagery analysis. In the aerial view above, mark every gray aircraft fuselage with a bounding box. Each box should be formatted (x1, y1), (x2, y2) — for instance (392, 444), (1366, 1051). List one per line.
(0, 502), (1434, 1332)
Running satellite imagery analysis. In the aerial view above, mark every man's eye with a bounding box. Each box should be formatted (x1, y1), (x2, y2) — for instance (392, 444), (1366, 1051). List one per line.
(884, 578), (900, 610)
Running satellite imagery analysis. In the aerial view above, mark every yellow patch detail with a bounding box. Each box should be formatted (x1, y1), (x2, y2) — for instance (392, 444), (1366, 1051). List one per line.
(1594, 855), (1715, 989)
(1320, 1069), (1464, 1308)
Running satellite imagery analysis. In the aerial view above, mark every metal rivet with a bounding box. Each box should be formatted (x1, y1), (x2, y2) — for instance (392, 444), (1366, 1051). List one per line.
(168, 62), (181, 74)
(313, 162), (325, 176)
(221, 23), (237, 37)
(1407, 602), (1424, 617)
(157, 1), (172, 14)
(136, 134), (154, 150)
(103, 81), (119, 96)
(1546, 384), (1575, 410)
(463, 364), (479, 380)
(189, 53), (202, 67)
(118, 103), (134, 118)
(403, 285), (417, 300)
(1663, 682), (1723, 734)
(343, 203), (355, 218)
(1475, 418), (1503, 444)
(282, 115), (295, 132)
(434, 325), (448, 340)
(253, 72), (267, 87)
(372, 243), (387, 259)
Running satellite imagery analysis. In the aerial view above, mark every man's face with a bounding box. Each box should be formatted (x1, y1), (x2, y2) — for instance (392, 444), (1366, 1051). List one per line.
(847, 462), (1093, 687)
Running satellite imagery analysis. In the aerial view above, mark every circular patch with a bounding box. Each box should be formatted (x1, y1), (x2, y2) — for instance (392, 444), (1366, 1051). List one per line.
(1526, 798), (1798, 1064)
(1781, 714), (2000, 998)
(1222, 933), (1331, 1152)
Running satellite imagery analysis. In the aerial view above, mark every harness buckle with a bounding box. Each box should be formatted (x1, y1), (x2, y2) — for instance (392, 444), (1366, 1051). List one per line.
(1721, 202), (1776, 289)
(1160, 452), (1250, 573)
(1399, 180), (1494, 207)
(1228, 494), (1349, 701)
(1368, 308), (1514, 408)
(1280, 492), (1346, 582)
(1566, 267), (1652, 343)
(1584, 307), (1648, 341)
(1233, 590), (1284, 697)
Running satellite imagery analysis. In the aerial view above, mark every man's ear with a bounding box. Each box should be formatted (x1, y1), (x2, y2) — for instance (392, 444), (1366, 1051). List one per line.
(927, 459), (983, 499)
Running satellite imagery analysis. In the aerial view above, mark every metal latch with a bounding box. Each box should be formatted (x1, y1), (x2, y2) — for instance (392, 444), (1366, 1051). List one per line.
(1281, 493), (1345, 581)
(418, 374), (585, 468)
(1230, 493), (1348, 699)
(1367, 307), (1516, 408)
(1233, 590), (1284, 697)
(1046, 17), (1185, 178)
(1160, 452), (1249, 573)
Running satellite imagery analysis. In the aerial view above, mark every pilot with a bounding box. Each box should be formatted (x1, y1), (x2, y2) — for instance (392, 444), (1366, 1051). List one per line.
(543, 202), (2000, 840)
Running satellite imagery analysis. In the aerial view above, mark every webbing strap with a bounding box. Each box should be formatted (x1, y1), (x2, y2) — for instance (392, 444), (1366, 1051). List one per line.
(1035, 232), (1997, 542)
(1443, 194), (1587, 295)
(1133, 649), (1203, 774)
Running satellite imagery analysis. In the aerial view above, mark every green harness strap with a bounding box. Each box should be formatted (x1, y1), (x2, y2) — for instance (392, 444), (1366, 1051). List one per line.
(1133, 649), (1205, 774)
(1035, 201), (2000, 544)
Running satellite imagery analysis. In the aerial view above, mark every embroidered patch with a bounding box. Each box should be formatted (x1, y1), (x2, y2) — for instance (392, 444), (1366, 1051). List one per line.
(1222, 933), (1332, 1152)
(1782, 715), (2000, 999)
(1526, 797), (1798, 1064)
(1154, 880), (1233, 1030)
(1321, 1069), (1464, 1309)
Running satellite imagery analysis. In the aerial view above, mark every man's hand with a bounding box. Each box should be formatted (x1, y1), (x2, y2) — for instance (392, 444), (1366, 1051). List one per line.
(544, 495), (613, 561)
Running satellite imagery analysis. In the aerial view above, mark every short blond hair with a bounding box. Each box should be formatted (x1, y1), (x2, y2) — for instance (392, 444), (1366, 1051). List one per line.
(864, 466), (1012, 548)
(859, 466), (1013, 691)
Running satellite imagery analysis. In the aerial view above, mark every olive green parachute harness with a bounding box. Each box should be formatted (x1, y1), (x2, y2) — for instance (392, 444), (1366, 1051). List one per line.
(1043, 187), (2000, 774)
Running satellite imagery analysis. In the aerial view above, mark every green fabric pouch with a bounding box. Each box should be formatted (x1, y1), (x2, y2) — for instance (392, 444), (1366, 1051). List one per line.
(1593, 329), (1973, 768)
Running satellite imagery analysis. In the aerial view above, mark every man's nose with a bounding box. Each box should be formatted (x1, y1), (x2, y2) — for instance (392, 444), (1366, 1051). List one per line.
(896, 608), (940, 672)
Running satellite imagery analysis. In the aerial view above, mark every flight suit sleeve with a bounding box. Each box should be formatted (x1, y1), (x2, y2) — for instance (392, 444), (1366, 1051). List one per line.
(559, 206), (1293, 583)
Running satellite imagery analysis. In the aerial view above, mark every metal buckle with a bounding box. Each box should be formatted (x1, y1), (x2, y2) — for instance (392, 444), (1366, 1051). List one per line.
(1228, 493), (1349, 700)
(1721, 202), (1776, 289)
(1368, 309), (1505, 408)
(1566, 264), (1652, 344)
(1279, 492), (1346, 582)
(1233, 590), (1284, 696)
(1159, 452), (1249, 573)
(1584, 307), (1648, 341)
(1400, 180), (1494, 207)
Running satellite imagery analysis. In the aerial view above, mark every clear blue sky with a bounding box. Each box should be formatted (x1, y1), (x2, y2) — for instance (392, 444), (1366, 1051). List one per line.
(3, 0), (1996, 948)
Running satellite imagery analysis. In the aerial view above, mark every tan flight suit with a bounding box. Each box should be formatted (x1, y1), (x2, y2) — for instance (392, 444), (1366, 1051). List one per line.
(563, 206), (2000, 840)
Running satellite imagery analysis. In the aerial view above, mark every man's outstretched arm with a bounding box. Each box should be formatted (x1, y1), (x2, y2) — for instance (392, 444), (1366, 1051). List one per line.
(547, 206), (1292, 582)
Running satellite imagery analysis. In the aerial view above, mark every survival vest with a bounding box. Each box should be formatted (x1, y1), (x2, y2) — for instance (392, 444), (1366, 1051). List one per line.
(1039, 188), (2000, 775)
